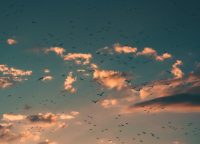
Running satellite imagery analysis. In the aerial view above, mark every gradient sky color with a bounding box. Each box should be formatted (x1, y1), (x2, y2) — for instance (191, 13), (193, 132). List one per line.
(0, 0), (200, 144)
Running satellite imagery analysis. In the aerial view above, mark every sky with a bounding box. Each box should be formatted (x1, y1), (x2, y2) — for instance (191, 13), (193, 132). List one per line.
(0, 0), (200, 144)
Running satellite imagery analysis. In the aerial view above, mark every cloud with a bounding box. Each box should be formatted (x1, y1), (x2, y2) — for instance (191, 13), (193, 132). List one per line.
(90, 63), (98, 70)
(114, 43), (137, 54)
(44, 69), (50, 73)
(96, 46), (114, 55)
(64, 72), (76, 93)
(137, 47), (172, 61)
(171, 60), (184, 79)
(93, 69), (129, 90)
(101, 99), (118, 108)
(70, 111), (79, 116)
(0, 77), (13, 89)
(99, 69), (200, 113)
(0, 112), (79, 143)
(40, 76), (53, 82)
(138, 71), (199, 100)
(27, 113), (57, 123)
(59, 114), (75, 120)
(44, 47), (65, 56)
(156, 53), (172, 61)
(96, 45), (172, 62)
(7, 38), (17, 45)
(63, 53), (92, 65)
(2, 114), (26, 121)
(0, 65), (32, 89)
(137, 47), (157, 56)
(0, 64), (32, 77)
(131, 93), (200, 113)
(96, 43), (137, 55)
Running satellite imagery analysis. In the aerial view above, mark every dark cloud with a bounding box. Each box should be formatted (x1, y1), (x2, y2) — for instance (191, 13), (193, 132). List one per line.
(27, 113), (56, 123)
(133, 93), (200, 108)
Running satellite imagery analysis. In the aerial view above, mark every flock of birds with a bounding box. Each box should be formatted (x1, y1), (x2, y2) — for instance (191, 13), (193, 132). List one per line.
(0, 0), (200, 144)
(81, 113), (200, 144)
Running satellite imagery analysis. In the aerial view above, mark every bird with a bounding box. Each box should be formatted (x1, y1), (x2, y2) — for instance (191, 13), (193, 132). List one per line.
(91, 100), (99, 103)
(97, 91), (104, 96)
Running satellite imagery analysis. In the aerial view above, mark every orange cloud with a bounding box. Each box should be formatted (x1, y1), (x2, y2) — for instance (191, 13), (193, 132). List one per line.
(2, 114), (26, 121)
(114, 43), (137, 54)
(44, 47), (65, 56)
(155, 53), (172, 61)
(0, 64), (32, 77)
(0, 77), (13, 89)
(41, 75), (53, 82)
(137, 47), (172, 61)
(171, 60), (184, 79)
(93, 69), (128, 90)
(63, 53), (92, 65)
(101, 99), (118, 108)
(0, 65), (32, 89)
(64, 72), (76, 93)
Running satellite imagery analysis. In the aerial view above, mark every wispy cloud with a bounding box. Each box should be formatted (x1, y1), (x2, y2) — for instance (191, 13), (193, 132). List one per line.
(0, 64), (32, 77)
(63, 53), (92, 65)
(44, 47), (66, 57)
(96, 43), (137, 55)
(0, 64), (32, 89)
(0, 77), (13, 88)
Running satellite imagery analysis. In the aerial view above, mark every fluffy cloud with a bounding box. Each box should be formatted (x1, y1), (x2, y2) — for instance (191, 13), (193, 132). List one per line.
(64, 72), (76, 93)
(63, 53), (92, 65)
(93, 69), (129, 90)
(44, 47), (65, 56)
(171, 60), (184, 79)
(137, 47), (172, 61)
(114, 43), (137, 54)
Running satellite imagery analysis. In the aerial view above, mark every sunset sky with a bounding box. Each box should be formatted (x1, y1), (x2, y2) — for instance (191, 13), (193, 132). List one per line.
(0, 0), (200, 144)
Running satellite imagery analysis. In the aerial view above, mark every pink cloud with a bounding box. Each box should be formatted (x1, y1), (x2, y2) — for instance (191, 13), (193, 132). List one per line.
(7, 38), (17, 45)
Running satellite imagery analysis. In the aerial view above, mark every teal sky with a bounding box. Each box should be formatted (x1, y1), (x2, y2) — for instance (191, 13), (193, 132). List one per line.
(0, 0), (200, 144)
